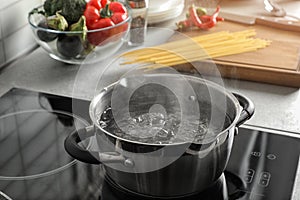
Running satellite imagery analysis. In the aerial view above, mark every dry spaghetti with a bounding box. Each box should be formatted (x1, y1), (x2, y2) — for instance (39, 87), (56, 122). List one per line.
(120, 30), (271, 68)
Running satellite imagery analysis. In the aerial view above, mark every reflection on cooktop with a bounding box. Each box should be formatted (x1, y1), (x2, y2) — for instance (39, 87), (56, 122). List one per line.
(0, 88), (299, 200)
(0, 88), (99, 199)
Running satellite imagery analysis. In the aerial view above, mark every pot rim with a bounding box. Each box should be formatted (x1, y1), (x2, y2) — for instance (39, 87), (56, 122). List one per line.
(89, 74), (241, 146)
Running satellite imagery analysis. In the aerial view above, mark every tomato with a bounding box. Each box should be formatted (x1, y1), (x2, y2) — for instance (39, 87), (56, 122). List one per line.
(110, 12), (128, 36)
(90, 18), (114, 29)
(87, 0), (101, 10)
(87, 0), (109, 10)
(100, 0), (109, 8)
(84, 0), (128, 46)
(111, 12), (127, 24)
(84, 6), (100, 29)
(87, 18), (115, 45)
(109, 2), (126, 14)
(84, 1), (127, 28)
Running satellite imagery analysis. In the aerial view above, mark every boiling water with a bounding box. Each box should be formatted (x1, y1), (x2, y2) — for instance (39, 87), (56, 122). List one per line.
(98, 106), (232, 144)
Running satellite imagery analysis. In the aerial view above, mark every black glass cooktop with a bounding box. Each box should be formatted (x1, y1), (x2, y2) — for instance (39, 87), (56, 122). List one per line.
(0, 88), (299, 200)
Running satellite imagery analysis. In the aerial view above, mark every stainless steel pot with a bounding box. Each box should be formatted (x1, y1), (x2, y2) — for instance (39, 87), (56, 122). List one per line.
(65, 74), (254, 198)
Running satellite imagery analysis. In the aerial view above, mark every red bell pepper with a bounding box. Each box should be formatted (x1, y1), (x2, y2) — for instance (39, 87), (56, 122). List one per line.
(189, 5), (221, 30)
(177, 5), (223, 31)
(176, 18), (194, 30)
(200, 15), (224, 23)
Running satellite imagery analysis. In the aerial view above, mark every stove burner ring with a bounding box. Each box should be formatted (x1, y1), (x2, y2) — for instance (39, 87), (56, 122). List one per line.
(103, 174), (227, 200)
(103, 171), (246, 200)
(0, 109), (90, 181)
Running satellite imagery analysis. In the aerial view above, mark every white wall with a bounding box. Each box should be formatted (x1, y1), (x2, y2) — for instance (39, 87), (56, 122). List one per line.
(0, 0), (43, 68)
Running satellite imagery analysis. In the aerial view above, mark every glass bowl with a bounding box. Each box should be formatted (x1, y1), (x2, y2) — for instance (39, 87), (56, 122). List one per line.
(28, 5), (131, 64)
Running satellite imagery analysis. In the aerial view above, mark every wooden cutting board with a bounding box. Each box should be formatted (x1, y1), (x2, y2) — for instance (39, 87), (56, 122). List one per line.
(171, 0), (300, 87)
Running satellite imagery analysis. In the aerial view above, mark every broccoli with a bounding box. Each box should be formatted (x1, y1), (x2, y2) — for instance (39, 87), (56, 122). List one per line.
(61, 0), (87, 24)
(43, 0), (63, 16)
(43, 0), (86, 25)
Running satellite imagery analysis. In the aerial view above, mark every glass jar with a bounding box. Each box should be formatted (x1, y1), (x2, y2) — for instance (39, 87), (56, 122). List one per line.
(127, 0), (149, 46)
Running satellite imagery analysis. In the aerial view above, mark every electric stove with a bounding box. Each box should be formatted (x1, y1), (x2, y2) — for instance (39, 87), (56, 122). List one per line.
(0, 88), (299, 200)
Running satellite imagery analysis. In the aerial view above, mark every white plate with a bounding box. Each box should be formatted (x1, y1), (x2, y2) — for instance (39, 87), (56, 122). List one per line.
(148, 0), (184, 14)
(148, 2), (184, 24)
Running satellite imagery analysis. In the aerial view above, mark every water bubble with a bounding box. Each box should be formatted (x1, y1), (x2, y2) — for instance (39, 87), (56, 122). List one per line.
(99, 121), (108, 128)
(156, 129), (169, 138)
(98, 106), (231, 144)
(100, 107), (112, 121)
(189, 95), (197, 101)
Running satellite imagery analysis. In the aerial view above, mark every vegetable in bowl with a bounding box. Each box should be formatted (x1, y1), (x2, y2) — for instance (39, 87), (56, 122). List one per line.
(28, 0), (131, 64)
(43, 0), (86, 24)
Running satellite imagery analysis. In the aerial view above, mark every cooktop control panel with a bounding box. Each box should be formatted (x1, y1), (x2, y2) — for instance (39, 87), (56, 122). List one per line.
(226, 127), (300, 200)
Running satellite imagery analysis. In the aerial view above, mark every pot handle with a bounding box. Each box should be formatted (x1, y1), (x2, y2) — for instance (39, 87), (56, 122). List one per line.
(224, 171), (247, 200)
(64, 125), (134, 167)
(186, 140), (217, 158)
(233, 93), (255, 127)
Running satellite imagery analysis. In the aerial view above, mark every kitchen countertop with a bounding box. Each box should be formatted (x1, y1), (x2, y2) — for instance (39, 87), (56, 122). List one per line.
(0, 43), (299, 134)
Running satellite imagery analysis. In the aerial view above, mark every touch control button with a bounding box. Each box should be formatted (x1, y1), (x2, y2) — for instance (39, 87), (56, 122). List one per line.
(259, 179), (269, 187)
(267, 154), (276, 160)
(247, 169), (255, 176)
(259, 171), (271, 187)
(261, 172), (271, 179)
(251, 151), (261, 157)
(245, 169), (255, 183)
(245, 175), (253, 183)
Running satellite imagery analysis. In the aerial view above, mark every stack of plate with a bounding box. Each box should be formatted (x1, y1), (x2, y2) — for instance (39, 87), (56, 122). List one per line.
(147, 0), (185, 24)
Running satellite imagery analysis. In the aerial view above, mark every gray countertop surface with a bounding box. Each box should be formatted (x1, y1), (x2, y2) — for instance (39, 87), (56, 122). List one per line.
(1, 45), (299, 134)
(1, 14), (299, 134)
